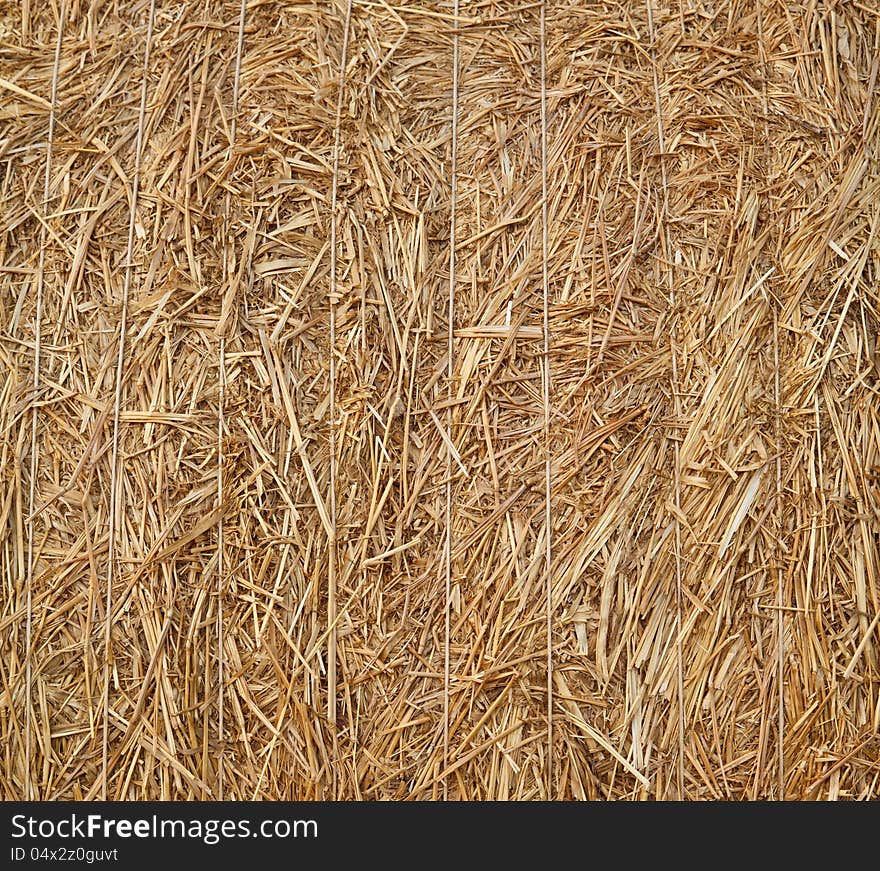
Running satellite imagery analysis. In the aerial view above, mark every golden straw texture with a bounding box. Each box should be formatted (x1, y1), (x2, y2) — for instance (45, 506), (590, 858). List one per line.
(1, 0), (878, 800)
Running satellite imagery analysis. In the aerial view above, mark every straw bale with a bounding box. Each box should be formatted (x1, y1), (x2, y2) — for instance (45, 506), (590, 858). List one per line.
(1, 0), (878, 799)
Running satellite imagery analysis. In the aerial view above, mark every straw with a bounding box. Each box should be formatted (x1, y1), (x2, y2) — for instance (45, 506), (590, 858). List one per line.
(1, 0), (878, 801)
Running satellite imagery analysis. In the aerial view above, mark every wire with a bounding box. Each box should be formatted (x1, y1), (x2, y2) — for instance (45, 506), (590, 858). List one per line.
(101, 0), (157, 800)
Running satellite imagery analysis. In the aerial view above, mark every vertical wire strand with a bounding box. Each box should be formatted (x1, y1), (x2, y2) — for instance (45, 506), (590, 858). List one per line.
(101, 0), (156, 800)
(216, 0), (248, 801)
(773, 313), (785, 799)
(539, 0), (553, 798)
(445, 0), (461, 801)
(646, 0), (685, 798)
(25, 0), (65, 802)
(329, 0), (354, 796)
(755, 0), (784, 801)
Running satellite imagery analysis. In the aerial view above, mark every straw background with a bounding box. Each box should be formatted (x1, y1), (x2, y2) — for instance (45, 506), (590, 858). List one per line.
(1, 0), (878, 800)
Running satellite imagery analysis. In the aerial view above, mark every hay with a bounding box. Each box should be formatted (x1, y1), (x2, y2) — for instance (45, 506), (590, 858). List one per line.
(1, 0), (878, 800)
